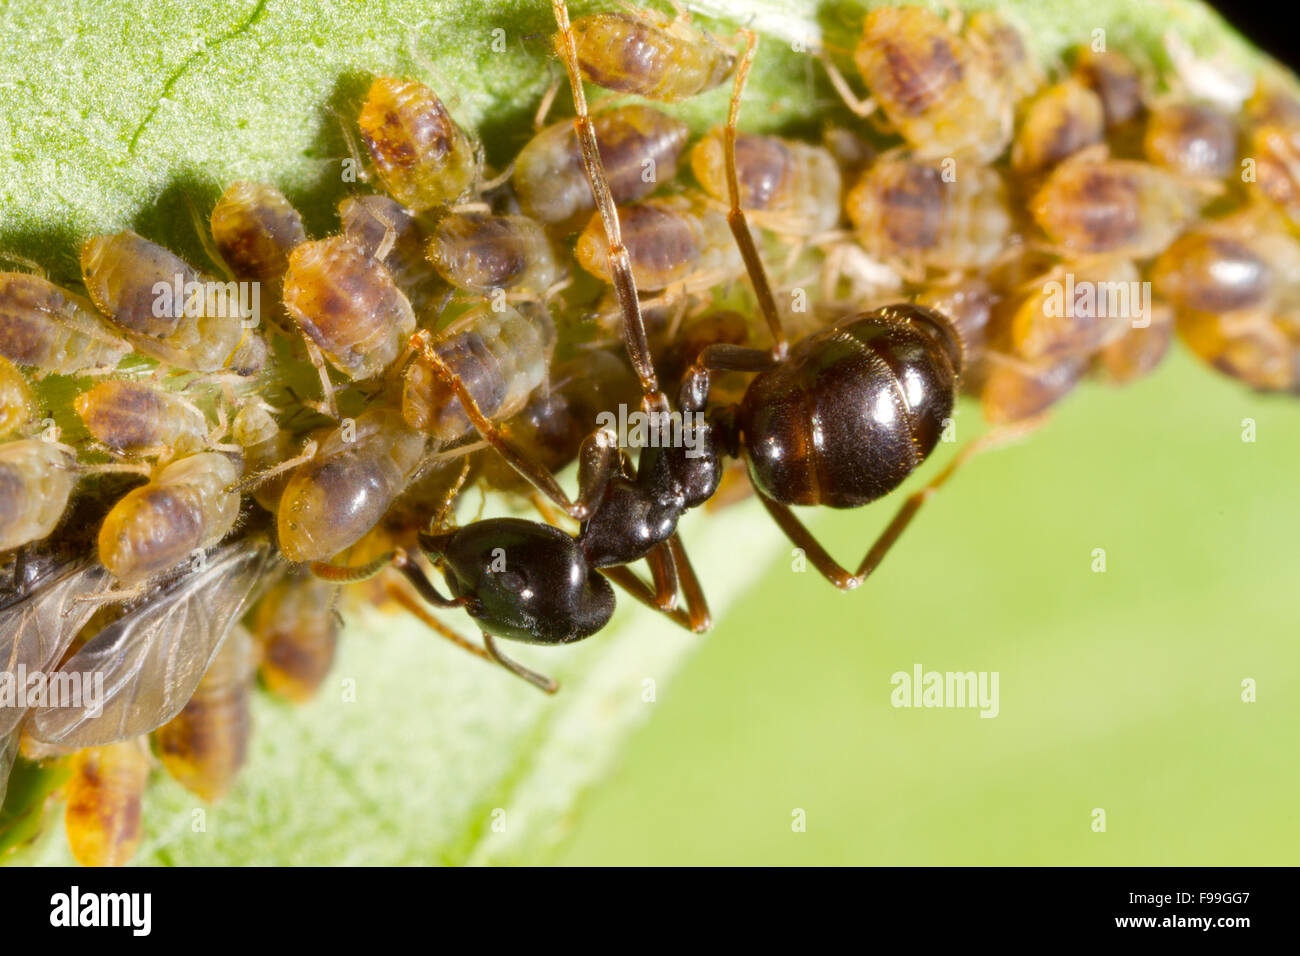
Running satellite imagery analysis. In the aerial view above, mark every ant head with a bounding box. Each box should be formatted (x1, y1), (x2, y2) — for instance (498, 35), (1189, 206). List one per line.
(419, 518), (614, 645)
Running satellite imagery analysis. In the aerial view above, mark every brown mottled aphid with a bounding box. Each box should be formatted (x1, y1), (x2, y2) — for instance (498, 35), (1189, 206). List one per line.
(690, 130), (843, 236)
(74, 379), (216, 458)
(558, 7), (737, 102)
(1143, 103), (1238, 180)
(0, 272), (130, 374)
(575, 193), (742, 294)
(97, 452), (242, 586)
(1153, 212), (1300, 309)
(512, 105), (691, 232)
(0, 438), (78, 551)
(339, 194), (443, 312)
(1012, 80), (1106, 175)
(0, 356), (35, 438)
(838, 5), (1011, 163)
(1092, 300), (1175, 385)
(282, 235), (417, 413)
(1008, 258), (1144, 362)
(1177, 307), (1300, 392)
(846, 158), (1011, 275)
(358, 76), (482, 212)
(1243, 82), (1300, 224)
(1029, 149), (1202, 258)
(1072, 46), (1144, 129)
(426, 212), (564, 297)
(62, 739), (149, 868)
(153, 624), (256, 803)
(250, 570), (340, 703)
(80, 231), (267, 375)
(981, 352), (1086, 424)
(210, 181), (307, 304)
(276, 408), (427, 563)
(965, 10), (1042, 107)
(402, 301), (556, 441)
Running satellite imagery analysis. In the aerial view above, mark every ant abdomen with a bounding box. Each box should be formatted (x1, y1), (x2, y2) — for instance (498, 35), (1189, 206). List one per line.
(421, 518), (615, 645)
(738, 305), (961, 509)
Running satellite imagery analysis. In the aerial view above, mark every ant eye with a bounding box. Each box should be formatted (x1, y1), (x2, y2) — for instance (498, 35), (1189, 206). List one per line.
(494, 569), (527, 594)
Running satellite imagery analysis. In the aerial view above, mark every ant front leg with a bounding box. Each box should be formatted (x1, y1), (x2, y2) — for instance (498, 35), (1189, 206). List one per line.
(410, 330), (619, 521)
(599, 535), (711, 634)
(752, 416), (1048, 590)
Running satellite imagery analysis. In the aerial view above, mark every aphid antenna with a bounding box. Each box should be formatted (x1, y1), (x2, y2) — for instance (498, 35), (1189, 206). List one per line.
(227, 437), (317, 496)
(184, 193), (237, 281)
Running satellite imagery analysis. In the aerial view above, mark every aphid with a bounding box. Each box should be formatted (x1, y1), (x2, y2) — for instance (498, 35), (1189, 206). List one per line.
(845, 158), (1011, 274)
(80, 231), (267, 375)
(1029, 149), (1202, 258)
(1011, 80), (1106, 175)
(0, 356), (35, 438)
(845, 6), (1010, 163)
(426, 212), (564, 296)
(358, 76), (482, 212)
(0, 272), (130, 374)
(30, 534), (277, 749)
(1244, 82), (1300, 223)
(282, 235), (417, 409)
(512, 105), (691, 232)
(209, 180), (307, 303)
(575, 194), (742, 294)
(62, 740), (150, 868)
(1071, 46), (1144, 129)
(73, 379), (214, 457)
(965, 10), (1041, 107)
(690, 130), (843, 235)
(1151, 227), (1285, 314)
(1092, 301), (1175, 385)
(981, 352), (1085, 423)
(96, 452), (243, 586)
(153, 624), (256, 803)
(276, 408), (427, 563)
(249, 570), (340, 703)
(402, 302), (556, 441)
(557, 6), (737, 102)
(339, 194), (443, 311)
(0, 438), (78, 551)
(1143, 103), (1238, 180)
(1007, 259), (1143, 362)
(1175, 307), (1300, 391)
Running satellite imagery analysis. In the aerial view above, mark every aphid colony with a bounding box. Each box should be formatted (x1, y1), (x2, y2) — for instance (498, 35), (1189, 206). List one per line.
(2, 1), (1298, 866)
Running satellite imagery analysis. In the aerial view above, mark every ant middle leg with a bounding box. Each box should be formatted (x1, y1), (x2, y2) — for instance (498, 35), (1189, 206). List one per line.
(752, 415), (1049, 591)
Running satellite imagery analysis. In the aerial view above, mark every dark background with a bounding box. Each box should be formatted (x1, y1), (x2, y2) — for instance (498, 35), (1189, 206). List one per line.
(1211, 1), (1298, 69)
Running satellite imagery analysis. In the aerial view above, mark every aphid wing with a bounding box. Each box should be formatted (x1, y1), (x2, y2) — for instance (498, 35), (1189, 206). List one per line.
(29, 540), (278, 748)
(0, 561), (113, 738)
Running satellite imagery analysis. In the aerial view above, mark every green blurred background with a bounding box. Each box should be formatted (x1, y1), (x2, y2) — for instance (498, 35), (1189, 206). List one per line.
(558, 348), (1300, 865)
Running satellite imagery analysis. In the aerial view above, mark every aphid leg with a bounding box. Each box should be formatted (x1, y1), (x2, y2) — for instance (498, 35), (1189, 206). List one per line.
(533, 74), (562, 129)
(330, 106), (371, 184)
(723, 30), (789, 359)
(186, 195), (236, 280)
(229, 438), (317, 494)
(753, 415), (1049, 591)
(410, 330), (620, 520)
(478, 163), (515, 193)
(552, 0), (661, 402)
(301, 338), (339, 418)
(819, 54), (877, 119)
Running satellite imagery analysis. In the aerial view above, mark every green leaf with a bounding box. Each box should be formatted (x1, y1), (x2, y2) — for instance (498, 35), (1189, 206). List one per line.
(0, 0), (1285, 865)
